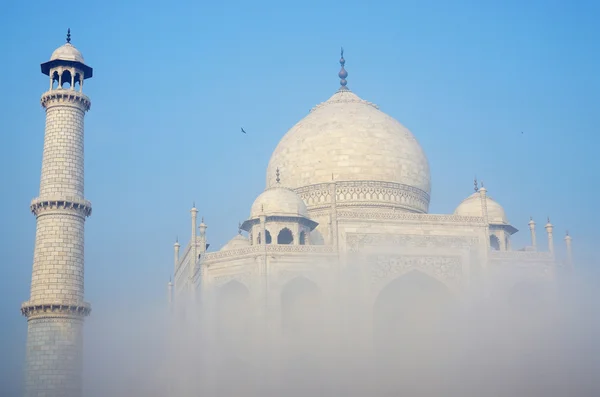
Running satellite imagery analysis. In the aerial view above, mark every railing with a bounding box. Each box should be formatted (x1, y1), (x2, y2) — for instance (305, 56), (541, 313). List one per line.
(202, 244), (335, 263)
(489, 250), (554, 261)
(336, 210), (486, 224)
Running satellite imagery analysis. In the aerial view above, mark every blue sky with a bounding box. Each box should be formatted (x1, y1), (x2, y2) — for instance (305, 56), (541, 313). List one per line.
(1, 0), (599, 394)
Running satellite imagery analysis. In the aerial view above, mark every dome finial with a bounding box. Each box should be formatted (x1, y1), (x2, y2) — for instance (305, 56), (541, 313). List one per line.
(474, 177), (479, 192)
(338, 47), (348, 89)
(276, 167), (281, 184)
(66, 28), (71, 44)
(238, 222), (242, 235)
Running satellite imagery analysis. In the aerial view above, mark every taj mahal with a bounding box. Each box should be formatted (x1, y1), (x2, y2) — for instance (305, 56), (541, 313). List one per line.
(22, 33), (575, 397)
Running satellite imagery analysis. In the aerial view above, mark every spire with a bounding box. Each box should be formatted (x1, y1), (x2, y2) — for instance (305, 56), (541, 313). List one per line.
(474, 177), (479, 192)
(338, 47), (348, 89)
(276, 168), (281, 184)
(66, 28), (71, 44)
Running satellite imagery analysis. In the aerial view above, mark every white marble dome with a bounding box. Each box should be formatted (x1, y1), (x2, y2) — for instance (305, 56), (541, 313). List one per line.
(220, 234), (250, 251)
(250, 186), (309, 219)
(50, 43), (85, 63)
(266, 88), (431, 198)
(454, 192), (509, 224)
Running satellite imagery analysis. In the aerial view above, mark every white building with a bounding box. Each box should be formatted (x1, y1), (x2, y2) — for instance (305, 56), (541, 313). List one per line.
(172, 50), (574, 333)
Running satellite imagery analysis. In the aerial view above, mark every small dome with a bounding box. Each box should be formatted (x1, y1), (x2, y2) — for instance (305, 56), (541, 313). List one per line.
(250, 186), (309, 219)
(454, 192), (509, 224)
(50, 43), (85, 63)
(220, 234), (250, 251)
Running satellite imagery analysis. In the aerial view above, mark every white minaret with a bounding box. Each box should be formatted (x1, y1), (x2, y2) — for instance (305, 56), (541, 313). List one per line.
(190, 204), (198, 289)
(545, 217), (554, 255)
(565, 231), (573, 267)
(528, 217), (537, 251)
(21, 30), (93, 397)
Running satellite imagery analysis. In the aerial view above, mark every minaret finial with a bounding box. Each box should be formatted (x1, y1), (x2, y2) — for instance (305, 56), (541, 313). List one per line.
(201, 216), (204, 223)
(338, 47), (348, 89)
(474, 177), (479, 192)
(276, 168), (281, 184)
(66, 28), (71, 44)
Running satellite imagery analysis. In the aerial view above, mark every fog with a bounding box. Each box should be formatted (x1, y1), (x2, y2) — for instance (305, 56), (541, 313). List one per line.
(83, 260), (599, 397)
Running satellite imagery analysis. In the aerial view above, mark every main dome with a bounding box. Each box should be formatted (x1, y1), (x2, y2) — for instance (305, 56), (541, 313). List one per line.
(266, 88), (431, 206)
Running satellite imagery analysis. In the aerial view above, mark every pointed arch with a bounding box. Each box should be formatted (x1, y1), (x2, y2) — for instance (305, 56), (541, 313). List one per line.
(373, 270), (456, 384)
(61, 69), (72, 89)
(490, 235), (500, 250)
(215, 280), (250, 344)
(299, 231), (307, 245)
(277, 227), (294, 244)
(281, 277), (322, 337)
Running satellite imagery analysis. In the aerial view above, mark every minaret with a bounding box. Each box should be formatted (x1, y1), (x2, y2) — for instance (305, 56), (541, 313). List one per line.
(528, 217), (537, 251)
(174, 237), (180, 269)
(190, 204), (198, 286)
(21, 30), (93, 397)
(199, 217), (208, 254)
(545, 217), (554, 255)
(565, 231), (573, 267)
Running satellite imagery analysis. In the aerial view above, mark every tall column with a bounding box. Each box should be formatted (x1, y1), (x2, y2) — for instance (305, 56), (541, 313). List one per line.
(174, 238), (180, 269)
(528, 217), (537, 251)
(22, 32), (93, 397)
(198, 217), (207, 254)
(545, 218), (554, 255)
(190, 204), (198, 289)
(565, 231), (573, 267)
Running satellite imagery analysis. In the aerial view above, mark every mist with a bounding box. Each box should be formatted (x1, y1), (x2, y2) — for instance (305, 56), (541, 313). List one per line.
(80, 256), (600, 397)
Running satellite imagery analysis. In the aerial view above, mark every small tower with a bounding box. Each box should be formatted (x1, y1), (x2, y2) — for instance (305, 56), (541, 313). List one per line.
(21, 30), (93, 397)
(528, 217), (537, 251)
(190, 204), (198, 286)
(545, 217), (554, 255)
(199, 217), (208, 254)
(174, 237), (180, 266)
(565, 231), (573, 267)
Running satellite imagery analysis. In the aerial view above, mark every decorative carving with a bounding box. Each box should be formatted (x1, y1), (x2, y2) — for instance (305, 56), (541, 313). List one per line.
(338, 211), (485, 224)
(41, 90), (91, 111)
(294, 180), (430, 213)
(211, 269), (256, 289)
(21, 301), (91, 319)
(489, 251), (554, 261)
(202, 244), (334, 264)
(346, 233), (479, 253)
(369, 255), (462, 286)
(30, 197), (92, 218)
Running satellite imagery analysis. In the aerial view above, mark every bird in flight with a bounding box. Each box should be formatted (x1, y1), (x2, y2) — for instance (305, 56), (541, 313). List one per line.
(241, 127), (247, 134)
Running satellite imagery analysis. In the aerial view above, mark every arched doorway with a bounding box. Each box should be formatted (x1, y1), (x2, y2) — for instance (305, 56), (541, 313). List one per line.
(213, 281), (253, 395)
(372, 271), (456, 394)
(215, 280), (250, 345)
(281, 277), (322, 337)
(280, 277), (325, 394)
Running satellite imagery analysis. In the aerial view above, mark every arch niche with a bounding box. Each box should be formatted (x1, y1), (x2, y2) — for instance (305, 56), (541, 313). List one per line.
(280, 277), (325, 394)
(372, 270), (457, 391)
(215, 280), (250, 345)
(280, 277), (323, 338)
